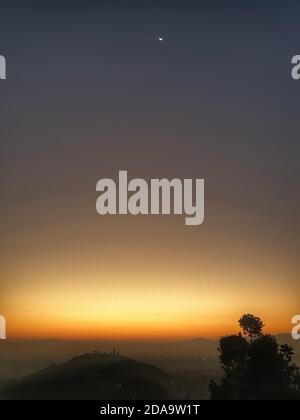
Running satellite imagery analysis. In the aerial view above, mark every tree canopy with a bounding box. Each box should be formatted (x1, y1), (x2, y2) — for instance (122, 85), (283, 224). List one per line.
(210, 314), (300, 400)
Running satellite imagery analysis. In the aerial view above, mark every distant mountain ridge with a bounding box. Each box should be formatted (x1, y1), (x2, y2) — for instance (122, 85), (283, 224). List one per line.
(181, 337), (215, 343)
(1, 334), (298, 385)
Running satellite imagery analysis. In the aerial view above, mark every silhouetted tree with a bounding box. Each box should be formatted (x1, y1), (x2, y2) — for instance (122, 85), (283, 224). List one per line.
(239, 314), (264, 343)
(209, 314), (300, 400)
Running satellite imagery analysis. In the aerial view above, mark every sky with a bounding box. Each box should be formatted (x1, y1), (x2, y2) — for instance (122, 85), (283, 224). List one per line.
(0, 0), (299, 340)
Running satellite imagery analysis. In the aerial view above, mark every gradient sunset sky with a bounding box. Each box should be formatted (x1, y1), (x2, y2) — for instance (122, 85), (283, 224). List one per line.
(0, 0), (299, 340)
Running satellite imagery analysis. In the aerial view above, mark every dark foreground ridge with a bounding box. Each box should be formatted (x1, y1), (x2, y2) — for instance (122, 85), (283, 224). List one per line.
(0, 351), (178, 400)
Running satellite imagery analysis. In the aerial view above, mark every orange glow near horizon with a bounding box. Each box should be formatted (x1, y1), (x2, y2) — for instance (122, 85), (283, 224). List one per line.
(1, 171), (298, 343)
(3, 255), (297, 341)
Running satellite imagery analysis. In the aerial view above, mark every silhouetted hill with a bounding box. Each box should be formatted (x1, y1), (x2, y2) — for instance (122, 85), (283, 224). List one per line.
(0, 352), (175, 400)
(1, 335), (297, 397)
(0, 338), (219, 383)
